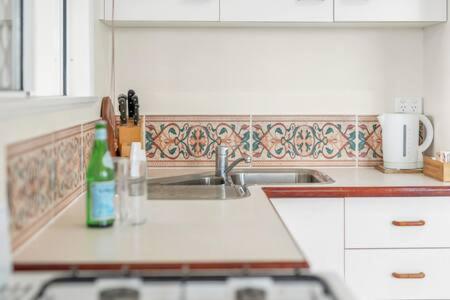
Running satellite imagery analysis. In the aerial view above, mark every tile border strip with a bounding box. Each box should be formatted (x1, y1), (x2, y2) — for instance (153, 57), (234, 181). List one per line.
(7, 120), (99, 251)
(145, 114), (373, 168)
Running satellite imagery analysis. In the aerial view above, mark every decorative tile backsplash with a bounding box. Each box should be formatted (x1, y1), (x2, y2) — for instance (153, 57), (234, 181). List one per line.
(7, 134), (56, 249)
(146, 115), (251, 167)
(82, 121), (97, 189)
(358, 115), (383, 166)
(6, 120), (98, 249)
(145, 115), (384, 167)
(252, 115), (357, 167)
(54, 126), (83, 209)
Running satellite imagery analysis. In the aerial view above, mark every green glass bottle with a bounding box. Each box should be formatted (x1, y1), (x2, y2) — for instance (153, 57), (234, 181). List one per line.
(86, 120), (116, 228)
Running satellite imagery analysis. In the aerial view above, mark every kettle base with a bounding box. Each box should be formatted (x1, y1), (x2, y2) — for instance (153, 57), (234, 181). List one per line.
(384, 161), (423, 170)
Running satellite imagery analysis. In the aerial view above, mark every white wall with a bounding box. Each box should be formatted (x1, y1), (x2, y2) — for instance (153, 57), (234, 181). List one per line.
(94, 4), (112, 97)
(114, 27), (424, 115)
(424, 5), (450, 153)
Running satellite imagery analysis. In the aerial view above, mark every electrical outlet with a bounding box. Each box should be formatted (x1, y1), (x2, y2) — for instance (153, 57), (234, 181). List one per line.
(394, 97), (423, 113)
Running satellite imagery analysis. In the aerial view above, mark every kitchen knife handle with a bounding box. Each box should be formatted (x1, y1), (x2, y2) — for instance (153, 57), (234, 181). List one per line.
(392, 272), (425, 279)
(392, 220), (426, 227)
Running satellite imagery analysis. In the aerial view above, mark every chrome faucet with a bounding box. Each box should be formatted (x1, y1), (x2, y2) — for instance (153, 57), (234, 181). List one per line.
(215, 145), (252, 178)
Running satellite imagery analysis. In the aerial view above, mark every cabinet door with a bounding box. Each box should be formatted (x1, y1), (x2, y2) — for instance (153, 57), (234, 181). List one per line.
(103, 0), (220, 21)
(335, 0), (447, 22)
(271, 198), (344, 277)
(220, 0), (333, 22)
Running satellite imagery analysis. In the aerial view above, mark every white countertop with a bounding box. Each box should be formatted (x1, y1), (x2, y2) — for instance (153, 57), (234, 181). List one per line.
(13, 167), (450, 266)
(13, 186), (303, 265)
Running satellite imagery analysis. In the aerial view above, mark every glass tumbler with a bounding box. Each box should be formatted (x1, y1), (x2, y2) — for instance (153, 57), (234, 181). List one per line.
(113, 157), (129, 222)
(127, 159), (147, 225)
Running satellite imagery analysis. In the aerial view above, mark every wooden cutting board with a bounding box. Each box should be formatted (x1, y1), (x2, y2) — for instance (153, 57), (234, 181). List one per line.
(375, 164), (423, 174)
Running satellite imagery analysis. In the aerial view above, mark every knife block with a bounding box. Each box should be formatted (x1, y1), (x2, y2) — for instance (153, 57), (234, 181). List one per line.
(117, 118), (144, 157)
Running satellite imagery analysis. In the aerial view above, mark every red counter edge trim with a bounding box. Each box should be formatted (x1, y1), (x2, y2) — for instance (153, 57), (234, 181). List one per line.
(263, 186), (450, 198)
(14, 261), (310, 272)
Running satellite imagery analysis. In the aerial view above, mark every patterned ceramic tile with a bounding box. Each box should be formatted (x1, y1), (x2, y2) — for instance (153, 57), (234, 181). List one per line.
(419, 122), (426, 145)
(252, 115), (357, 167)
(82, 120), (97, 183)
(7, 133), (56, 249)
(145, 115), (251, 167)
(358, 116), (383, 166)
(54, 126), (83, 209)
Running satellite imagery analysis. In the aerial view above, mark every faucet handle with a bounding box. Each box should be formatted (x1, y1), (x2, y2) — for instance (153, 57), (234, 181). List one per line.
(244, 154), (252, 164)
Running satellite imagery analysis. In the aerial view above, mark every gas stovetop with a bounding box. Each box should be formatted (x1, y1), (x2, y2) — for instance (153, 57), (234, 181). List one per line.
(1, 271), (356, 300)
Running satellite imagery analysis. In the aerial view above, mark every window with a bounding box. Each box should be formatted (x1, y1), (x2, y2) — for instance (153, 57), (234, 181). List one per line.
(1, 0), (94, 97)
(0, 0), (22, 91)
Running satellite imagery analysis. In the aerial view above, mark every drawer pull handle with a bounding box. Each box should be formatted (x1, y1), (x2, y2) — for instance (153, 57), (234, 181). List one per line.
(392, 272), (426, 279)
(392, 220), (426, 227)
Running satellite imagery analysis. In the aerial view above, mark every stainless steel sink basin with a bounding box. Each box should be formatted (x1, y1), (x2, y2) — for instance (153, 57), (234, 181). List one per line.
(148, 173), (249, 200)
(147, 169), (333, 200)
(229, 169), (334, 186)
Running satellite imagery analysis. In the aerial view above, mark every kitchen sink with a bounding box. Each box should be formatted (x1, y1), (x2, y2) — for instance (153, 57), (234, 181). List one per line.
(147, 169), (333, 200)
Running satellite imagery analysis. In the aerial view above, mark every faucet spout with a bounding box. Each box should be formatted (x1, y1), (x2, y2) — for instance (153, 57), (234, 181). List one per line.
(224, 156), (252, 175)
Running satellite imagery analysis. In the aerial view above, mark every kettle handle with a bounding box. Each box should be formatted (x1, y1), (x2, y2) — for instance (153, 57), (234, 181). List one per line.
(418, 115), (434, 153)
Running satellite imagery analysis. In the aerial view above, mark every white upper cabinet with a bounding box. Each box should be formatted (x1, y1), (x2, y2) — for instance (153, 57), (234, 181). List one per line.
(101, 0), (447, 25)
(220, 0), (333, 22)
(103, 0), (220, 22)
(335, 0), (447, 22)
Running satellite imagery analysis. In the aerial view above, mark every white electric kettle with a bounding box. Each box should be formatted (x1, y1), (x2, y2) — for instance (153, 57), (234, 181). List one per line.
(378, 113), (434, 169)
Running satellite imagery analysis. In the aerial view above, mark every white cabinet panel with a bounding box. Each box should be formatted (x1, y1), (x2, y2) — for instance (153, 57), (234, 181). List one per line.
(335, 0), (447, 22)
(346, 197), (450, 249)
(104, 0), (220, 21)
(220, 0), (333, 22)
(346, 249), (450, 300)
(271, 198), (344, 277)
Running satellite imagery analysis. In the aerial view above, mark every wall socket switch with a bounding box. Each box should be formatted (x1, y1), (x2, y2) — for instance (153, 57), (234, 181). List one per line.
(394, 97), (423, 113)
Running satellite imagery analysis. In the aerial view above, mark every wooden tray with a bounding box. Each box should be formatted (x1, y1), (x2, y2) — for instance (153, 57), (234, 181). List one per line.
(424, 156), (450, 182)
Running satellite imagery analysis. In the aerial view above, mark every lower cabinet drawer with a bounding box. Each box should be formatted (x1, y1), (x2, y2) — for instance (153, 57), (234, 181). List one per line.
(346, 197), (450, 248)
(345, 249), (450, 300)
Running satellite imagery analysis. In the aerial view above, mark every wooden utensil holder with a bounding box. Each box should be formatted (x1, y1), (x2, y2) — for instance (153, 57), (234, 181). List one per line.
(423, 156), (450, 182)
(117, 118), (144, 157)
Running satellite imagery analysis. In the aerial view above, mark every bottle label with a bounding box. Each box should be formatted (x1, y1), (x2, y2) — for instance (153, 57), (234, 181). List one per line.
(90, 181), (115, 221)
(95, 128), (107, 140)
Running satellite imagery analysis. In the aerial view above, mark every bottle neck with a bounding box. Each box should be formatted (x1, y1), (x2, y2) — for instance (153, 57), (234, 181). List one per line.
(95, 128), (107, 141)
